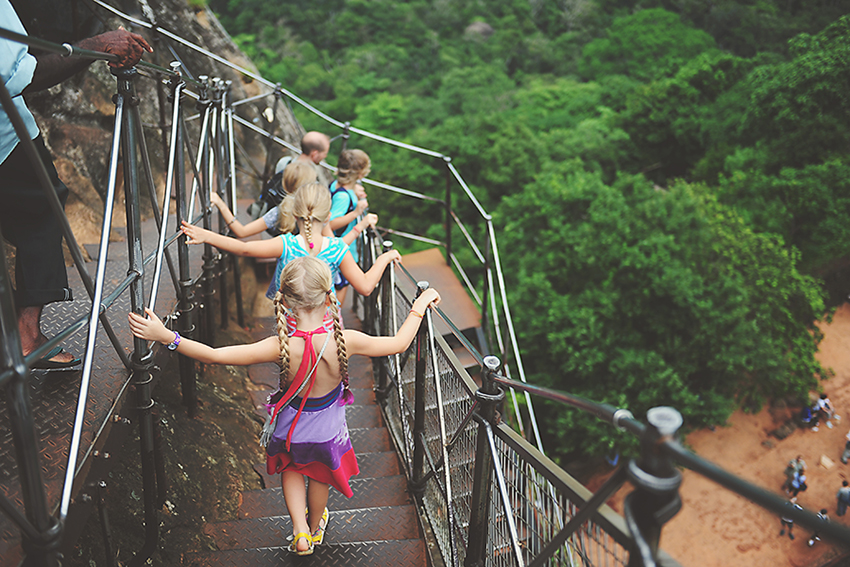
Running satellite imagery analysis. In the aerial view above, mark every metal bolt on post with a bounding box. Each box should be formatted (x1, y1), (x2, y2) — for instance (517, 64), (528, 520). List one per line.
(624, 406), (684, 567)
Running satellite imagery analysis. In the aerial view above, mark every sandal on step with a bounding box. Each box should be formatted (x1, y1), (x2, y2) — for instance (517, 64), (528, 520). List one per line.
(288, 532), (314, 555)
(32, 347), (81, 370)
(311, 507), (329, 545)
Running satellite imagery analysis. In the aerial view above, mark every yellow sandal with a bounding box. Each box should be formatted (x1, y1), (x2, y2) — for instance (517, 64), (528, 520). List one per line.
(311, 507), (329, 545)
(288, 532), (314, 556)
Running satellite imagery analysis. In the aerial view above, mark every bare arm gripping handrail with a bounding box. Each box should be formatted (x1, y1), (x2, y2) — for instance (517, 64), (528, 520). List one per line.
(0, 26), (118, 63)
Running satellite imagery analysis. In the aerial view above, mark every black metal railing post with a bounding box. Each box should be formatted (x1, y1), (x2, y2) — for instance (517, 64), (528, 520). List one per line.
(223, 80), (245, 328)
(362, 230), (377, 334)
(170, 62), (198, 417)
(0, 235), (61, 567)
(376, 240), (394, 398)
(112, 66), (160, 567)
(197, 75), (217, 344)
(443, 156), (452, 266)
(95, 480), (117, 567)
(624, 407), (683, 567)
(465, 355), (504, 567)
(211, 78), (230, 329)
(410, 281), (430, 498)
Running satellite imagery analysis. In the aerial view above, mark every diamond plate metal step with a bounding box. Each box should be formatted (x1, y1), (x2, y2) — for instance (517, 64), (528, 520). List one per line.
(238, 475), (412, 520)
(182, 539), (427, 567)
(204, 505), (420, 550)
(0, 212), (206, 565)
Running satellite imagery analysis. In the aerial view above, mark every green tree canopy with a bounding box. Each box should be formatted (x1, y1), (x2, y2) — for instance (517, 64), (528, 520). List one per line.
(498, 163), (825, 459)
(579, 8), (716, 81)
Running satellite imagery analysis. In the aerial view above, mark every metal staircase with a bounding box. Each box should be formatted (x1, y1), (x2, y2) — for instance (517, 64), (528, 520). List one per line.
(181, 311), (428, 567)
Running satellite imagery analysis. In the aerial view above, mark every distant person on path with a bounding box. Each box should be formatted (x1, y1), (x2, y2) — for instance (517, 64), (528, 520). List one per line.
(274, 131), (330, 177)
(129, 256), (441, 555)
(815, 393), (838, 429)
(780, 500), (803, 540)
(0, 0), (151, 369)
(789, 471), (807, 501)
(842, 429), (850, 464)
(807, 509), (829, 547)
(328, 149), (371, 306)
(247, 131), (331, 222)
(784, 456), (806, 494)
(837, 480), (850, 516)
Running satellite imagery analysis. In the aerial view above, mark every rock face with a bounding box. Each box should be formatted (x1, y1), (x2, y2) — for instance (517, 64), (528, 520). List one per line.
(9, 0), (304, 256)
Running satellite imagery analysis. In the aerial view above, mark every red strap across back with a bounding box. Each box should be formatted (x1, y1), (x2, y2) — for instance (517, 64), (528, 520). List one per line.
(268, 327), (329, 452)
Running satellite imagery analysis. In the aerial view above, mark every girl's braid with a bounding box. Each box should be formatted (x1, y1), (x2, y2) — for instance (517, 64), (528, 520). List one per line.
(273, 291), (291, 390)
(302, 215), (314, 251)
(329, 297), (353, 405)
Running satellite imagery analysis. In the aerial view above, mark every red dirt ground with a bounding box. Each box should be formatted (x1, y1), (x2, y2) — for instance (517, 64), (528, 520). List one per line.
(592, 304), (850, 567)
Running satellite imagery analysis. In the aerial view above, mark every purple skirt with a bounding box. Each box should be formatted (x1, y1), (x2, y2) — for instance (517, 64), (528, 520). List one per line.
(266, 383), (359, 497)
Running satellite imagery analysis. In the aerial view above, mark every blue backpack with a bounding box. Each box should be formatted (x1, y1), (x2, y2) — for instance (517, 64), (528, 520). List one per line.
(329, 181), (355, 237)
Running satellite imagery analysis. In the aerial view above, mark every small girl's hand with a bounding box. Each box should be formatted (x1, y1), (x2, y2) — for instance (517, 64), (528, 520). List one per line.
(412, 288), (441, 315)
(210, 192), (224, 208)
(128, 308), (172, 344)
(354, 183), (367, 200)
(381, 250), (402, 264)
(355, 198), (369, 215)
(181, 220), (207, 245)
(361, 213), (378, 230)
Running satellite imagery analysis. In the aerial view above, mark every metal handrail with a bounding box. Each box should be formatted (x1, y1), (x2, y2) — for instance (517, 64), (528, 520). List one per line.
(84, 0), (543, 456)
(485, 371), (850, 546)
(0, 21), (242, 563)
(361, 228), (850, 566)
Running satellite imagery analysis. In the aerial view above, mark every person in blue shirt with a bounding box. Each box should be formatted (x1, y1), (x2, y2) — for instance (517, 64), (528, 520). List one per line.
(328, 149), (370, 306)
(0, 0), (151, 368)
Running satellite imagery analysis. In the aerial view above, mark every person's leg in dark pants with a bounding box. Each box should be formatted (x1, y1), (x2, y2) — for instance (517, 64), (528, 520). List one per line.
(0, 135), (76, 365)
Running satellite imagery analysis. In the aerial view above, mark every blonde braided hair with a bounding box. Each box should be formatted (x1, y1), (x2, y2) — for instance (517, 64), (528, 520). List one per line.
(273, 290), (292, 391)
(328, 298), (352, 403)
(282, 182), (331, 252)
(275, 256), (347, 389)
(302, 215), (314, 252)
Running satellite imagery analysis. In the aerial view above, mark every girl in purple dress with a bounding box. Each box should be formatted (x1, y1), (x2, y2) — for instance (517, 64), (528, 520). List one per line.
(128, 256), (440, 555)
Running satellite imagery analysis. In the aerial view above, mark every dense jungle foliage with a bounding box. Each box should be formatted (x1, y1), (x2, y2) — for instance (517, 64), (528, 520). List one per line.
(209, 0), (850, 463)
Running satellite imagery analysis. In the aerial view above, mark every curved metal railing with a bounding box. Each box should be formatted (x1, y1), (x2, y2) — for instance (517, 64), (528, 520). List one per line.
(356, 230), (850, 567)
(84, 0), (548, 455)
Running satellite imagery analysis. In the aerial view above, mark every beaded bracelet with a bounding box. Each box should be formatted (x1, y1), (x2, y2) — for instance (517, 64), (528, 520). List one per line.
(226, 217), (237, 227)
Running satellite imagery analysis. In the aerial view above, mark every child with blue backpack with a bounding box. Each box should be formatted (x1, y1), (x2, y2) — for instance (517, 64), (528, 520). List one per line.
(329, 149), (371, 305)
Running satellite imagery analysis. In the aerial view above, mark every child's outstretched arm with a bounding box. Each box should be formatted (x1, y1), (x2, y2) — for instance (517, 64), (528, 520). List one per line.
(344, 289), (441, 357)
(341, 213), (378, 246)
(210, 192), (269, 239)
(181, 220), (282, 258)
(128, 307), (279, 365)
(339, 248), (401, 296)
